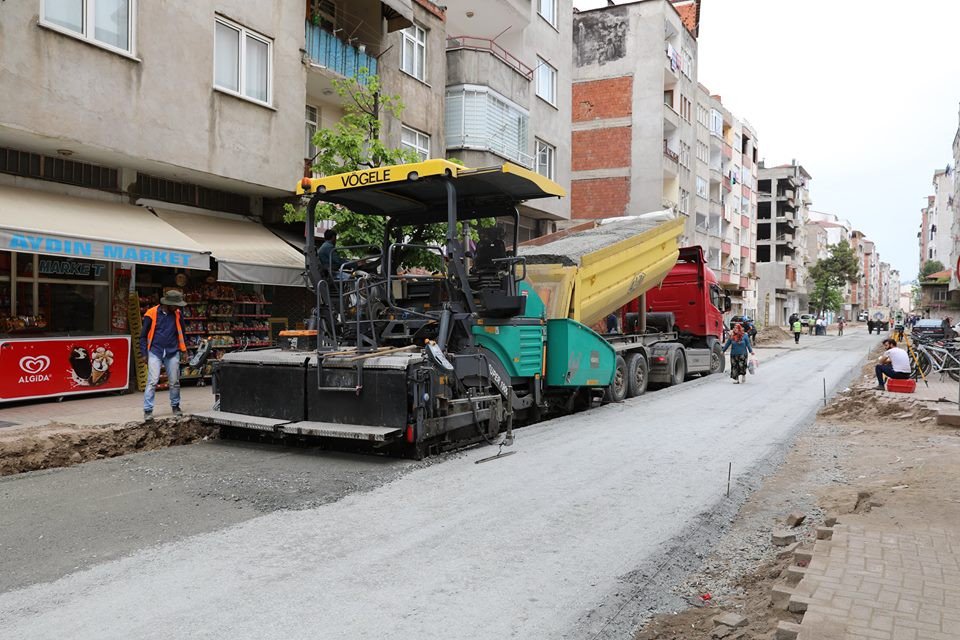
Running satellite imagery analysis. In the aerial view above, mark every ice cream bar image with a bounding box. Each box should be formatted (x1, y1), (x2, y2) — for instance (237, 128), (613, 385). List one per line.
(69, 347), (92, 381)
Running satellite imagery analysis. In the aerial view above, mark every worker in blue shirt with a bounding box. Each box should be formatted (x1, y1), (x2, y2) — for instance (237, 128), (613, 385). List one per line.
(139, 289), (187, 421)
(317, 228), (347, 278)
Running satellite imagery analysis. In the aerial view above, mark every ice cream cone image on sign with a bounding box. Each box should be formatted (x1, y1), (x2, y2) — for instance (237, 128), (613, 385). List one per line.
(90, 347), (114, 386)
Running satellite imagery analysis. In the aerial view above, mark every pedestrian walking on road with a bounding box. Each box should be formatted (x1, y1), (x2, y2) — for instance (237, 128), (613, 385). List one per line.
(792, 318), (802, 344)
(140, 289), (188, 421)
(721, 323), (754, 384)
(837, 316), (845, 336)
(875, 338), (911, 390)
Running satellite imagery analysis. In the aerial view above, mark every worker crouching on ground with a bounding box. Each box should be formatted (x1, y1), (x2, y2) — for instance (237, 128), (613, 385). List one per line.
(875, 338), (911, 391)
(721, 323), (754, 384)
(140, 289), (188, 421)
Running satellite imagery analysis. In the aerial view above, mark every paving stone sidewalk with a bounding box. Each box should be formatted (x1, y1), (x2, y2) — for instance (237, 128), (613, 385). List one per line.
(792, 524), (960, 640)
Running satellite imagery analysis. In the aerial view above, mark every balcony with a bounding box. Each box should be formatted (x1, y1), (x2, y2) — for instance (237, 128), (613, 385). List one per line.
(304, 20), (377, 81)
(446, 36), (533, 79)
(663, 105), (680, 131)
(709, 199), (722, 216)
(740, 244), (750, 257)
(722, 176), (731, 192)
(723, 143), (733, 160)
(663, 140), (679, 175)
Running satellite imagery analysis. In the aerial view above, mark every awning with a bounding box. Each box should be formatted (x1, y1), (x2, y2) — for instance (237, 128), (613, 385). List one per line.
(153, 209), (307, 287)
(0, 185), (209, 269)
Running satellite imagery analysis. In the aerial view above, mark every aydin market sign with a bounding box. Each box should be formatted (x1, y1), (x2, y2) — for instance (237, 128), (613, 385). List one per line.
(2, 232), (209, 269)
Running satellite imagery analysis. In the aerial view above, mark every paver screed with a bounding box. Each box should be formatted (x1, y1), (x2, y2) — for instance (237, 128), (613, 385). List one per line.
(792, 524), (960, 640)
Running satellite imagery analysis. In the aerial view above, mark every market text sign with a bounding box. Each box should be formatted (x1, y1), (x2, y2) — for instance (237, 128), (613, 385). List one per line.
(0, 337), (131, 402)
(1, 231), (209, 269)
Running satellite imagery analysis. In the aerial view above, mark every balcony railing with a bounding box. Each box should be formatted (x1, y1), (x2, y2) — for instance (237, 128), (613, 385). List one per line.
(305, 21), (377, 80)
(446, 36), (533, 79)
(663, 140), (679, 163)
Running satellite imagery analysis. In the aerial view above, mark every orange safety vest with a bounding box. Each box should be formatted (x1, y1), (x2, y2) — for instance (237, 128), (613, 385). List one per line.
(144, 306), (186, 352)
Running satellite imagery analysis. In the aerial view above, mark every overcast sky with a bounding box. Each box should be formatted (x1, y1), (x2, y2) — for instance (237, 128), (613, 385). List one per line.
(573, 0), (960, 280)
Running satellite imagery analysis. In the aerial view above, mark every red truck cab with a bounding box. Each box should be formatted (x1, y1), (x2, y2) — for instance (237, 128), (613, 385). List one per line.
(644, 246), (729, 346)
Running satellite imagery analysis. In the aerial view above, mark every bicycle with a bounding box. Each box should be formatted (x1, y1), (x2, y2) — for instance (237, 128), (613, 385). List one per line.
(908, 336), (960, 381)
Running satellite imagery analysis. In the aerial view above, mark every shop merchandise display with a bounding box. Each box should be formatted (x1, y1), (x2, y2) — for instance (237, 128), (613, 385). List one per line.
(137, 283), (272, 382)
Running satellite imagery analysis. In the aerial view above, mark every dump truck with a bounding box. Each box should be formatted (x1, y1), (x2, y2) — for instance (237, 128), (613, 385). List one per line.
(197, 160), (726, 456)
(521, 219), (729, 399)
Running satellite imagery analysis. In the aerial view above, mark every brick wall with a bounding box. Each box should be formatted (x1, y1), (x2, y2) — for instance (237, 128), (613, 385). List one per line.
(571, 177), (630, 219)
(572, 127), (632, 171)
(573, 76), (633, 121)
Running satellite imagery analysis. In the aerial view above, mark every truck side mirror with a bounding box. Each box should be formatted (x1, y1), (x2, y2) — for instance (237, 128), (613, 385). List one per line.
(723, 296), (732, 312)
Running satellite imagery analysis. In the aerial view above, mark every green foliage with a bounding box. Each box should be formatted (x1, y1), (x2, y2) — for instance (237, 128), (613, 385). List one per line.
(808, 241), (860, 315)
(283, 69), (491, 271)
(920, 260), (945, 280)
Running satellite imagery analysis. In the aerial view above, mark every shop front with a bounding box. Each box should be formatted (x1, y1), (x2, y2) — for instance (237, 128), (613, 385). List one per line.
(1, 185), (310, 402)
(0, 184), (212, 402)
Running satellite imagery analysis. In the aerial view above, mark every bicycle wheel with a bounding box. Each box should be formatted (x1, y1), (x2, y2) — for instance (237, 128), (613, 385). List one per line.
(911, 351), (932, 379)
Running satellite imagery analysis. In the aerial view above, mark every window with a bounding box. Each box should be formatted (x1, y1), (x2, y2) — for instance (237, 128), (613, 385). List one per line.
(400, 24), (427, 82)
(535, 139), (556, 180)
(42, 0), (133, 54)
(709, 109), (723, 138)
(679, 96), (692, 122)
(305, 106), (319, 160)
(696, 141), (708, 163)
(740, 227), (750, 246)
(934, 288), (948, 302)
(696, 176), (708, 199)
(214, 17), (272, 104)
(538, 0), (558, 27)
(401, 125), (430, 161)
(679, 142), (690, 169)
(678, 188), (690, 215)
(535, 57), (557, 105)
(446, 85), (532, 166)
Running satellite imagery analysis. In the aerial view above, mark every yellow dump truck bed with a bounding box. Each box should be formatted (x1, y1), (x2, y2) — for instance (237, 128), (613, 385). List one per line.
(519, 212), (685, 327)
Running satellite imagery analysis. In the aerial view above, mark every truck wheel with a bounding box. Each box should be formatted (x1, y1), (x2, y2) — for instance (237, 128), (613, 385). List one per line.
(710, 343), (725, 374)
(604, 355), (628, 403)
(626, 353), (648, 398)
(668, 351), (687, 387)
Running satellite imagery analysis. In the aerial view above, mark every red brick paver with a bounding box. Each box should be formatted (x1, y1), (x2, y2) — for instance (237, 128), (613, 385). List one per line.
(795, 524), (960, 639)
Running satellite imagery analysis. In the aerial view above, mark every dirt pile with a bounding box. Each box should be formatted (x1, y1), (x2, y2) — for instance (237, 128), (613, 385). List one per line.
(818, 387), (936, 422)
(752, 326), (791, 346)
(0, 418), (216, 476)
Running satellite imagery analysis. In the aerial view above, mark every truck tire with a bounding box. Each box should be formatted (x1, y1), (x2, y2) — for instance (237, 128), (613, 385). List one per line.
(604, 355), (628, 403)
(626, 353), (648, 398)
(710, 343), (725, 374)
(667, 350), (687, 387)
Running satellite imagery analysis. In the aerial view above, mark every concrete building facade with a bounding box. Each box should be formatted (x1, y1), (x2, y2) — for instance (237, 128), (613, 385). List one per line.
(570, 0), (699, 219)
(443, 0), (572, 239)
(755, 162), (812, 325)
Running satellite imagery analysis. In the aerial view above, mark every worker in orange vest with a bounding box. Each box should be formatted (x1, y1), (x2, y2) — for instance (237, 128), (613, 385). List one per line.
(139, 289), (187, 421)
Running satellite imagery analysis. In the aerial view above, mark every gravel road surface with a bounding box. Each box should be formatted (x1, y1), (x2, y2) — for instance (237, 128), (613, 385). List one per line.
(0, 331), (873, 639)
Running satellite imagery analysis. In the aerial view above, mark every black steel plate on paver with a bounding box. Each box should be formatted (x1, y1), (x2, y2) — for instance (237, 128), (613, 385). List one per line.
(307, 366), (410, 428)
(193, 410), (290, 432)
(218, 360), (308, 422)
(281, 421), (402, 442)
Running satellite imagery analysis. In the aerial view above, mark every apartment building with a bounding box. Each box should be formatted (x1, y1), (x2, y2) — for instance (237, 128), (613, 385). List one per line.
(919, 196), (935, 270)
(921, 168), (954, 267)
(568, 0), (757, 317)
(849, 229), (866, 318)
(347, 2), (447, 168)
(889, 270), (902, 311)
(442, 0), (572, 240)
(690, 89), (759, 316)
(570, 0), (699, 219)
(0, 0), (443, 338)
(755, 162), (812, 325)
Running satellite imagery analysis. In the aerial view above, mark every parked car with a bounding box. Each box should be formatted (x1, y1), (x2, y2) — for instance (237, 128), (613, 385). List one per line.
(799, 313), (815, 325)
(857, 311), (869, 322)
(911, 319), (947, 340)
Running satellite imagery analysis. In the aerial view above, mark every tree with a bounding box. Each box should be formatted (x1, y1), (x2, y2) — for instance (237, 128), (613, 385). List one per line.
(808, 240), (860, 315)
(919, 260), (945, 280)
(285, 70), (486, 271)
